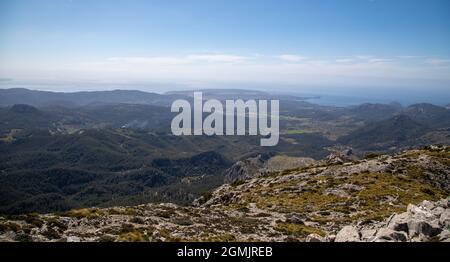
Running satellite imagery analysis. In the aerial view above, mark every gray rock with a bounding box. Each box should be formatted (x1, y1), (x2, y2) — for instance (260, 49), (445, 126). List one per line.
(431, 206), (445, 217)
(340, 183), (364, 192)
(438, 230), (450, 241)
(439, 209), (450, 228)
(335, 226), (360, 242)
(436, 198), (449, 209)
(66, 236), (81, 242)
(306, 233), (325, 242)
(324, 188), (350, 198)
(327, 234), (336, 242)
(387, 213), (409, 233)
(408, 220), (442, 238)
(407, 204), (434, 220)
(373, 228), (408, 242)
(360, 229), (377, 241)
(420, 200), (435, 211)
(285, 214), (304, 225)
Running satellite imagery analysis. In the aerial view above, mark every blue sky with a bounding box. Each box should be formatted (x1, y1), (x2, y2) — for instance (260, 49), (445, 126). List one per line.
(0, 0), (450, 99)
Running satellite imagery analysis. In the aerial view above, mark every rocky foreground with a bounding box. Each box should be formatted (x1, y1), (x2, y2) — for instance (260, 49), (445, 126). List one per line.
(0, 146), (449, 242)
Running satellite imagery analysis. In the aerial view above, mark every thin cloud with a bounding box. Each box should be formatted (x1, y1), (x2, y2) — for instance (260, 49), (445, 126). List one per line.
(107, 54), (248, 65)
(277, 54), (306, 62)
(107, 57), (189, 65)
(425, 59), (450, 66)
(335, 58), (355, 63)
(367, 58), (393, 64)
(186, 54), (248, 63)
(4, 53), (450, 89)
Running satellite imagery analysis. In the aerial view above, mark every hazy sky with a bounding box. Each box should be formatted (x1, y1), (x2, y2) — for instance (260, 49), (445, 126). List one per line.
(0, 0), (450, 95)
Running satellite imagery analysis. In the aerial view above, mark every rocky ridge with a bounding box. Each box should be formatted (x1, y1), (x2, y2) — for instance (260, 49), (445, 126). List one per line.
(0, 146), (448, 242)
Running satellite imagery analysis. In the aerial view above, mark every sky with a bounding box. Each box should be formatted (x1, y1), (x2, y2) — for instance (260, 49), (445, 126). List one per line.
(0, 0), (449, 103)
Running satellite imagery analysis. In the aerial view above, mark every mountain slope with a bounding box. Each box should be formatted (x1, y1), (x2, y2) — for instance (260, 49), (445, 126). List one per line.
(0, 88), (185, 107)
(0, 146), (448, 242)
(403, 103), (450, 128)
(338, 115), (429, 151)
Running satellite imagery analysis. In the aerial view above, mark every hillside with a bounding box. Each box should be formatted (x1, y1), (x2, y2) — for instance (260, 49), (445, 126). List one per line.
(1, 89), (449, 216)
(0, 88), (184, 107)
(337, 115), (429, 151)
(0, 146), (448, 242)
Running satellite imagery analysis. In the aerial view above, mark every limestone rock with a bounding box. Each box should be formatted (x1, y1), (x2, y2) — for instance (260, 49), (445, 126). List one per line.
(306, 234), (325, 242)
(335, 226), (360, 242)
(373, 228), (408, 242)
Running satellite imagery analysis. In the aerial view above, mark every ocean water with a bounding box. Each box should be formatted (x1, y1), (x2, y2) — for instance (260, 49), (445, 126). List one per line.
(304, 95), (391, 107)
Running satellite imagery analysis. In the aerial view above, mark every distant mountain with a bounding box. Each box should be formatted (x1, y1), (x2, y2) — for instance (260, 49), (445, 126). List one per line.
(0, 147), (231, 214)
(338, 103), (450, 152)
(165, 88), (306, 102)
(402, 103), (450, 128)
(1, 89), (449, 216)
(0, 103), (175, 132)
(346, 102), (403, 122)
(0, 104), (58, 130)
(338, 114), (428, 151)
(0, 88), (185, 107)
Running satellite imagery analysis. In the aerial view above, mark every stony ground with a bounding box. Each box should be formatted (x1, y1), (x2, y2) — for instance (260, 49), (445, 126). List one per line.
(0, 146), (448, 242)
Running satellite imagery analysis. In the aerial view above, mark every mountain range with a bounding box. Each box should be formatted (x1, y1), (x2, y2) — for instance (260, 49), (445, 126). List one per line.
(0, 88), (449, 216)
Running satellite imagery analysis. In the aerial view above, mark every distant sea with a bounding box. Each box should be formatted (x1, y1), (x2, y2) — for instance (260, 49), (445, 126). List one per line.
(282, 90), (450, 107)
(304, 95), (391, 107)
(304, 94), (450, 107)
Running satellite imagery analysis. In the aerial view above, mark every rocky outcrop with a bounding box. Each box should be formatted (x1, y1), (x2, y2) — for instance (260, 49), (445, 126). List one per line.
(335, 226), (361, 242)
(335, 199), (450, 242)
(0, 146), (448, 242)
(223, 154), (269, 183)
(223, 153), (314, 183)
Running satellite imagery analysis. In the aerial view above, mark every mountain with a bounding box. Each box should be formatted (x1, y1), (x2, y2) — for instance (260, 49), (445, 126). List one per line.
(0, 149), (231, 215)
(0, 88), (185, 107)
(402, 103), (450, 128)
(0, 146), (448, 242)
(345, 102), (403, 122)
(1, 89), (449, 218)
(337, 115), (429, 151)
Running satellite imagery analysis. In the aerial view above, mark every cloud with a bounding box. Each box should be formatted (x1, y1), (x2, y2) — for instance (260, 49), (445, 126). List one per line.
(277, 54), (306, 62)
(186, 54), (247, 63)
(355, 55), (374, 60)
(397, 55), (422, 59)
(425, 59), (450, 66)
(3, 53), (450, 90)
(106, 54), (248, 66)
(107, 57), (188, 65)
(367, 58), (393, 64)
(335, 58), (355, 63)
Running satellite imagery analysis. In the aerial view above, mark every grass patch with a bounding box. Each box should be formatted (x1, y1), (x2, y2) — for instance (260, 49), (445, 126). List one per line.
(117, 231), (146, 242)
(275, 222), (325, 237)
(61, 208), (105, 219)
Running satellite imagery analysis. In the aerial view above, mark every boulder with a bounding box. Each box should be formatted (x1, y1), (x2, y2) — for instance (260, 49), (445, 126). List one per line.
(436, 198), (449, 209)
(285, 214), (304, 225)
(306, 234), (325, 242)
(408, 219), (442, 239)
(420, 200), (435, 211)
(438, 230), (450, 242)
(373, 228), (408, 242)
(387, 213), (409, 233)
(360, 229), (377, 241)
(439, 209), (450, 228)
(431, 206), (445, 217)
(407, 204), (434, 220)
(335, 226), (360, 242)
(66, 236), (81, 242)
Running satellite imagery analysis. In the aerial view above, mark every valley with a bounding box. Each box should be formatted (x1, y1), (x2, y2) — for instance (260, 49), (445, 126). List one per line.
(0, 88), (449, 218)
